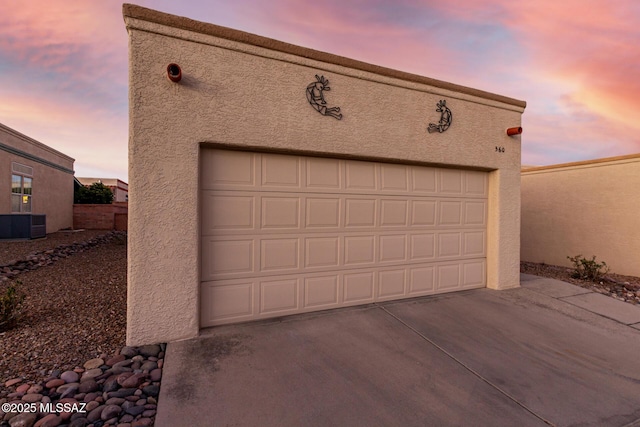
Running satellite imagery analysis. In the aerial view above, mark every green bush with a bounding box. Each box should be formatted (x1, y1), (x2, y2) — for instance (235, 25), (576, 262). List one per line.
(0, 281), (26, 332)
(567, 255), (610, 282)
(75, 182), (114, 204)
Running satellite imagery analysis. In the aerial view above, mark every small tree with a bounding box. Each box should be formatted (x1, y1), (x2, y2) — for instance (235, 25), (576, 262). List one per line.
(75, 182), (114, 204)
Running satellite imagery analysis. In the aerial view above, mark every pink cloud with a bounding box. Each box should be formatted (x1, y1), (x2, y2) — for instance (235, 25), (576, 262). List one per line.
(0, 0), (636, 178)
(522, 104), (640, 166)
(437, 0), (640, 128)
(420, 0), (640, 164)
(0, 90), (127, 179)
(244, 0), (462, 77)
(0, 1), (129, 178)
(0, 1), (127, 80)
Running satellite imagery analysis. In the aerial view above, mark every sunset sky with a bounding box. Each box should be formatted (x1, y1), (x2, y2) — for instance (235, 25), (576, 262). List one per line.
(1, 0), (638, 181)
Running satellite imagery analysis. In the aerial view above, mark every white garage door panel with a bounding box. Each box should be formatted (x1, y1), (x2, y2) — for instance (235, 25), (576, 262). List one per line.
(201, 193), (486, 234)
(200, 260), (486, 325)
(201, 230), (486, 281)
(201, 149), (487, 327)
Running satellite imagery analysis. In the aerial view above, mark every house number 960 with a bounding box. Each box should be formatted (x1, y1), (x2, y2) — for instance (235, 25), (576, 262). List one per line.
(495, 146), (505, 153)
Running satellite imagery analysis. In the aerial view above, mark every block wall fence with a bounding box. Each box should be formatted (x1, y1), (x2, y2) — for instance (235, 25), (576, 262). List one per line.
(521, 154), (640, 277)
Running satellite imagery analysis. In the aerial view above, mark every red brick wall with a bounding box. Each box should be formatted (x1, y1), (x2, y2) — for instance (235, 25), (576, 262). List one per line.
(114, 213), (128, 231)
(73, 203), (128, 230)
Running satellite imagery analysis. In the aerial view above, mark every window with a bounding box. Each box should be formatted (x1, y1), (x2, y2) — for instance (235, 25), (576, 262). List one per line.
(11, 163), (33, 213)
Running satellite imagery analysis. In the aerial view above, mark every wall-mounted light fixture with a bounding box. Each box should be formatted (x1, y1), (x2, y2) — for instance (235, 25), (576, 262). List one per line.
(507, 127), (523, 136)
(167, 63), (182, 83)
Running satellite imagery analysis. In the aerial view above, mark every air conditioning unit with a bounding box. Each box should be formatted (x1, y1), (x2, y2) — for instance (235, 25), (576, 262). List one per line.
(0, 214), (46, 239)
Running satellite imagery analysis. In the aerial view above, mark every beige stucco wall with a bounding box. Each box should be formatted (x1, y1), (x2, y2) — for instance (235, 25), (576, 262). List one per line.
(522, 155), (640, 277)
(123, 4), (526, 345)
(0, 123), (75, 232)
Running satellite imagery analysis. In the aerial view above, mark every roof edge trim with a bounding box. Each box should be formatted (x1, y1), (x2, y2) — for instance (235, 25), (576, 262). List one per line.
(0, 122), (75, 163)
(522, 153), (640, 172)
(123, 4), (526, 109)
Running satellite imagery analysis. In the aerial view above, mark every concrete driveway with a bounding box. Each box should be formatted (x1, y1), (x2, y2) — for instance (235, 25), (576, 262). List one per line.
(157, 275), (640, 426)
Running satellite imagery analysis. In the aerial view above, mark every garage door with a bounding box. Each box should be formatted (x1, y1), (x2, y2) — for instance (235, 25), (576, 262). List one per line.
(200, 149), (487, 327)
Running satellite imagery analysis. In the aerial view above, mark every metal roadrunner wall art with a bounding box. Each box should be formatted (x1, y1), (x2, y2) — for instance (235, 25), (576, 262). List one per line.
(306, 75), (343, 120)
(427, 100), (452, 133)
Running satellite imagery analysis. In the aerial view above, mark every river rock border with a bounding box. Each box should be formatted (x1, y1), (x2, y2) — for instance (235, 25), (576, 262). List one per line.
(1, 344), (164, 427)
(0, 232), (127, 282)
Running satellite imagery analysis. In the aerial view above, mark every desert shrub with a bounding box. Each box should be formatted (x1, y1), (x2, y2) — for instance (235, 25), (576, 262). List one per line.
(0, 281), (26, 332)
(567, 255), (610, 282)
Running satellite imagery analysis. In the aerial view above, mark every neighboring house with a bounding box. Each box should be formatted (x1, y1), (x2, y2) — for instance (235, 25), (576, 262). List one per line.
(0, 122), (75, 238)
(77, 177), (128, 202)
(521, 154), (640, 277)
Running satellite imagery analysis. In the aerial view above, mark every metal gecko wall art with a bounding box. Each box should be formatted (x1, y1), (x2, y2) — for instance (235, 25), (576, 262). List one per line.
(306, 75), (342, 120)
(427, 100), (452, 133)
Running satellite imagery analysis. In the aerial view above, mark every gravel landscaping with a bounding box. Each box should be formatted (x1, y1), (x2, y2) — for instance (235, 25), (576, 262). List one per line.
(0, 231), (110, 268)
(0, 232), (128, 383)
(521, 261), (640, 305)
(0, 231), (163, 427)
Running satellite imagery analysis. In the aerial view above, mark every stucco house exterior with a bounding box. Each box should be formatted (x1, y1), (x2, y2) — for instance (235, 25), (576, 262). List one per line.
(123, 4), (526, 346)
(0, 122), (75, 238)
